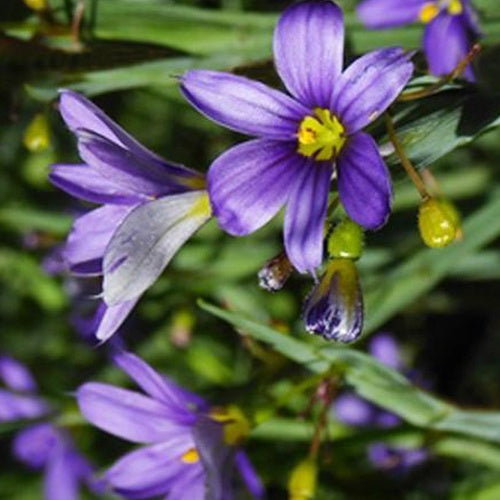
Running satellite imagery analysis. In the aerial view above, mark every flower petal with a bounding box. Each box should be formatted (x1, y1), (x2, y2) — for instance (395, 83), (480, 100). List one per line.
(45, 446), (80, 500)
(369, 333), (402, 370)
(94, 298), (140, 342)
(112, 351), (206, 417)
(180, 70), (307, 140)
(424, 13), (474, 81)
(103, 191), (211, 305)
(77, 382), (188, 443)
(357, 0), (428, 28)
(49, 163), (144, 205)
(0, 390), (50, 422)
(273, 0), (344, 108)
(284, 160), (332, 274)
(208, 139), (302, 236)
(105, 439), (197, 499)
(235, 451), (265, 500)
(12, 424), (60, 468)
(63, 204), (137, 275)
(59, 90), (202, 186)
(0, 356), (37, 392)
(334, 393), (375, 426)
(77, 130), (203, 198)
(337, 132), (392, 230)
(332, 48), (413, 133)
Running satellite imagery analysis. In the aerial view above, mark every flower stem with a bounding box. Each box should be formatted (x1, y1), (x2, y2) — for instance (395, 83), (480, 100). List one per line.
(385, 113), (429, 200)
(309, 379), (336, 459)
(399, 44), (481, 102)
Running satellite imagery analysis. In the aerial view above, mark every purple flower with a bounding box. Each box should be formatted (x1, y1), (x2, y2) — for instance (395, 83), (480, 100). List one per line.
(13, 423), (104, 500)
(180, 0), (413, 274)
(332, 334), (428, 472)
(50, 91), (211, 341)
(77, 351), (264, 499)
(0, 356), (101, 500)
(357, 0), (480, 81)
(0, 355), (50, 422)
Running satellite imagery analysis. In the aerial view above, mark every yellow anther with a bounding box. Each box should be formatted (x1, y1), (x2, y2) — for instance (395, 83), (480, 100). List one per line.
(181, 448), (200, 464)
(419, 2), (439, 23)
(297, 108), (346, 161)
(210, 405), (250, 446)
(447, 0), (463, 15)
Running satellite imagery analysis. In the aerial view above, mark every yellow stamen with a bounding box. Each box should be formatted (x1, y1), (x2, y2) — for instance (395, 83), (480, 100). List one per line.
(210, 405), (250, 446)
(181, 448), (200, 464)
(297, 108), (346, 161)
(447, 0), (463, 15)
(419, 3), (439, 23)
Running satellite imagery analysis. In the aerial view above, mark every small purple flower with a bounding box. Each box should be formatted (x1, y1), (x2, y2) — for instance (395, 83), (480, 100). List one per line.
(181, 0), (413, 274)
(357, 0), (480, 81)
(333, 334), (428, 472)
(13, 423), (104, 500)
(50, 91), (211, 341)
(77, 351), (264, 499)
(0, 356), (101, 500)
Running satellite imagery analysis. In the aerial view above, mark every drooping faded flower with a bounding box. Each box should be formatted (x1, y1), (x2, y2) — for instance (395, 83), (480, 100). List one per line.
(77, 351), (264, 499)
(181, 0), (413, 274)
(50, 91), (210, 341)
(333, 334), (429, 473)
(0, 356), (101, 500)
(357, 0), (480, 81)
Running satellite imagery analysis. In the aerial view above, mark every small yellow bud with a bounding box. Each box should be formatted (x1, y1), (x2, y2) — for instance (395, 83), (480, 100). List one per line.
(210, 405), (250, 446)
(24, 0), (49, 11)
(288, 459), (317, 500)
(327, 219), (364, 260)
(23, 113), (51, 153)
(418, 198), (461, 248)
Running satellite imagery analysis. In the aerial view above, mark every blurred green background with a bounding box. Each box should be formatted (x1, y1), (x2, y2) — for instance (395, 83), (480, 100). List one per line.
(1, 0), (500, 498)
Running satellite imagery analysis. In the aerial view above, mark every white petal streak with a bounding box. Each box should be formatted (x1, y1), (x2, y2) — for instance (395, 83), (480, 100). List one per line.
(103, 191), (211, 305)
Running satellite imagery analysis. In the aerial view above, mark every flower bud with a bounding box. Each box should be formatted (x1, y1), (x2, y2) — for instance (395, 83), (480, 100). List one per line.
(23, 113), (51, 152)
(303, 258), (363, 343)
(327, 219), (364, 260)
(258, 251), (293, 292)
(24, 0), (48, 12)
(288, 458), (317, 500)
(210, 405), (250, 446)
(418, 198), (461, 249)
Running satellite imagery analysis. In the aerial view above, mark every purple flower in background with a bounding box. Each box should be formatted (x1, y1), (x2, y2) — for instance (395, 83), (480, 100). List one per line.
(50, 91), (211, 342)
(13, 423), (104, 500)
(333, 334), (428, 472)
(357, 0), (481, 81)
(77, 351), (264, 499)
(181, 0), (413, 274)
(0, 356), (101, 500)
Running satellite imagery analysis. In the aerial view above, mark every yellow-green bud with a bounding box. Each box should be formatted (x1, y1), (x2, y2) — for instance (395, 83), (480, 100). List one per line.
(327, 219), (364, 260)
(24, 0), (49, 11)
(23, 113), (51, 152)
(288, 459), (317, 500)
(418, 198), (461, 248)
(210, 405), (250, 446)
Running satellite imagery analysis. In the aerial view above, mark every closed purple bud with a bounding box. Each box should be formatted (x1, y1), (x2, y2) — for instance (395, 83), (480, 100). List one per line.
(258, 251), (293, 292)
(303, 258), (363, 342)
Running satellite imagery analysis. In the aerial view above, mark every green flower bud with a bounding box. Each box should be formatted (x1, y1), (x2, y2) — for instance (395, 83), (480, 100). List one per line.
(418, 198), (461, 249)
(24, 0), (48, 11)
(327, 219), (364, 260)
(23, 113), (51, 153)
(288, 458), (317, 500)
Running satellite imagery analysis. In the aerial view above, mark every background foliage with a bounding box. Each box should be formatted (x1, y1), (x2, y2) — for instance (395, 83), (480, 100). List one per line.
(1, 0), (500, 498)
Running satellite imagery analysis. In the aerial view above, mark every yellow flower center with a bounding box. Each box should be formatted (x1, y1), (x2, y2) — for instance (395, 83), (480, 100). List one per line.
(210, 405), (250, 446)
(447, 0), (463, 15)
(181, 448), (200, 464)
(297, 108), (346, 161)
(419, 2), (439, 23)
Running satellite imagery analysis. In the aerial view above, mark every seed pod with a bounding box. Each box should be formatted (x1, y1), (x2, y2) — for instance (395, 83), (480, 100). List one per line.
(288, 458), (317, 500)
(23, 113), (51, 152)
(327, 218), (364, 260)
(418, 198), (460, 249)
